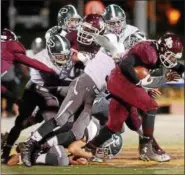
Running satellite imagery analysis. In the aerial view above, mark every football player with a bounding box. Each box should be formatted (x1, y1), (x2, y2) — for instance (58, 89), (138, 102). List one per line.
(2, 35), (74, 162)
(45, 4), (82, 41)
(20, 14), (123, 167)
(8, 118), (123, 166)
(103, 4), (146, 50)
(1, 29), (55, 104)
(85, 33), (184, 162)
(91, 4), (179, 161)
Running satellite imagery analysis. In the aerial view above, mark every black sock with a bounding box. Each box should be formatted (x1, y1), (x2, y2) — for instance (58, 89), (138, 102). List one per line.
(45, 153), (58, 166)
(4, 126), (22, 153)
(87, 126), (115, 148)
(142, 110), (157, 139)
(56, 131), (75, 147)
(37, 119), (57, 138)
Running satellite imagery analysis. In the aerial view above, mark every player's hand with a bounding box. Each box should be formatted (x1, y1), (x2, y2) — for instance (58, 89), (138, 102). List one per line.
(165, 70), (181, 82)
(137, 74), (153, 89)
(148, 88), (161, 99)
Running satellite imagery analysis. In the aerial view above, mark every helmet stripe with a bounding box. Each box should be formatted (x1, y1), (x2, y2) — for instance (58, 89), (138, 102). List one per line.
(55, 35), (66, 52)
(110, 4), (116, 18)
(68, 4), (78, 16)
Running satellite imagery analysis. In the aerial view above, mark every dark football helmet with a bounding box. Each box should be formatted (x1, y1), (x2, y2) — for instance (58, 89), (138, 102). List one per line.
(57, 5), (82, 32)
(95, 133), (123, 159)
(103, 4), (126, 35)
(31, 37), (45, 54)
(77, 14), (106, 45)
(1, 28), (18, 41)
(156, 32), (183, 68)
(46, 35), (71, 66)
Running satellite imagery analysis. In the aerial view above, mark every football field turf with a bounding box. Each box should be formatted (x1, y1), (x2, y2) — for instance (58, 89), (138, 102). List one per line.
(1, 114), (184, 174)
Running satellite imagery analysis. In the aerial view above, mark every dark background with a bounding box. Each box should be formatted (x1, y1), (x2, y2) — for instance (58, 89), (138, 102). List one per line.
(1, 0), (184, 49)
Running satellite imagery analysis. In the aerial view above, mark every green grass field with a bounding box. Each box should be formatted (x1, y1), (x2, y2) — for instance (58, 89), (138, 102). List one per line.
(1, 164), (184, 174)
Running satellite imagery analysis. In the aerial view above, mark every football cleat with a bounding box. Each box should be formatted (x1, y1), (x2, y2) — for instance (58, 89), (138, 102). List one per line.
(139, 140), (170, 162)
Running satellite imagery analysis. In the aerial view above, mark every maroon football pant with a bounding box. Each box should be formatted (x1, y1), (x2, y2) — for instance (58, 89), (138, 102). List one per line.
(107, 67), (158, 132)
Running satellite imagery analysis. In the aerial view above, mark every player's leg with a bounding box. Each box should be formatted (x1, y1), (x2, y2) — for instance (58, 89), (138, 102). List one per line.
(21, 74), (96, 166)
(86, 98), (129, 152)
(34, 145), (70, 166)
(2, 87), (37, 162)
(91, 92), (110, 125)
(107, 68), (158, 141)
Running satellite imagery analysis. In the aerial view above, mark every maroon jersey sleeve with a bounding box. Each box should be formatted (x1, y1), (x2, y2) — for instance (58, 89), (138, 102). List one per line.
(66, 31), (78, 52)
(8, 41), (26, 55)
(130, 41), (158, 65)
(14, 53), (55, 74)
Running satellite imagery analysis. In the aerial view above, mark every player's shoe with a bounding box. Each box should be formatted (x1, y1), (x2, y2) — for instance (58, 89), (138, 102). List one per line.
(152, 137), (171, 161)
(139, 139), (170, 162)
(21, 138), (38, 167)
(1, 132), (9, 150)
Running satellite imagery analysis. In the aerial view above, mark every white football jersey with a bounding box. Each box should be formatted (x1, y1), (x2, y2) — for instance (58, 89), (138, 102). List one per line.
(84, 50), (115, 91)
(30, 49), (73, 86)
(100, 33), (125, 57)
(119, 24), (146, 50)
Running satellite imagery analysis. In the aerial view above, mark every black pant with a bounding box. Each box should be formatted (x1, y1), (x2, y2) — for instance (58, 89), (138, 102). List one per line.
(1, 80), (18, 113)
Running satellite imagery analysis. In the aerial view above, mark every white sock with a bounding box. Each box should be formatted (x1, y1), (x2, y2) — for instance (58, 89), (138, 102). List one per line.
(31, 131), (43, 142)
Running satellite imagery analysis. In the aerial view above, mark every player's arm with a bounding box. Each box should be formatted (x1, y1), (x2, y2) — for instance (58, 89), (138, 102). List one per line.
(119, 54), (142, 85)
(68, 140), (93, 159)
(45, 26), (62, 41)
(124, 30), (146, 50)
(14, 53), (55, 74)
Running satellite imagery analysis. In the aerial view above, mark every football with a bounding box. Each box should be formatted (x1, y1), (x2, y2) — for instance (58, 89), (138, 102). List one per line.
(134, 66), (149, 79)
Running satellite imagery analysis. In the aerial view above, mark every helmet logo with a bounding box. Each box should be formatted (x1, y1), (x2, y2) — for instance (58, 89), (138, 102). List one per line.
(61, 8), (68, 14)
(164, 37), (173, 48)
(112, 134), (120, 147)
(47, 39), (55, 47)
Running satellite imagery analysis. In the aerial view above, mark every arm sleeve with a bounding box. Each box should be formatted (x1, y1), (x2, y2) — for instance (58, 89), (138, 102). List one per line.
(171, 62), (185, 76)
(14, 53), (55, 74)
(119, 54), (141, 84)
(143, 76), (167, 88)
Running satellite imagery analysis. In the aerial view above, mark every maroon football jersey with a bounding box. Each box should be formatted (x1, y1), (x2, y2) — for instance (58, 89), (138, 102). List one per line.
(126, 41), (158, 67)
(1, 40), (55, 75)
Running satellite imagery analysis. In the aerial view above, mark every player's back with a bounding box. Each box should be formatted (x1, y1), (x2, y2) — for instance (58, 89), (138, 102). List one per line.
(84, 50), (115, 91)
(124, 41), (158, 67)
